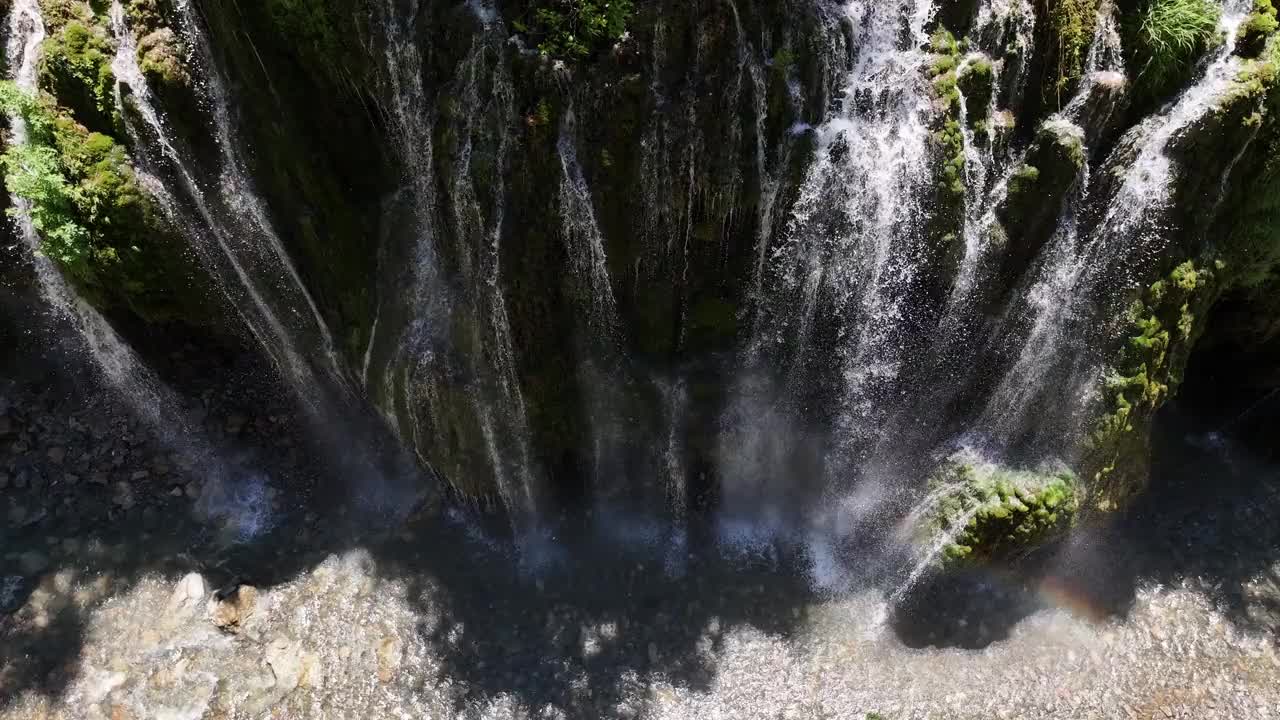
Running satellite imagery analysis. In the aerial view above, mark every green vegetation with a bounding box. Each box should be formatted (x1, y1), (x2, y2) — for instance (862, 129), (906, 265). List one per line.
(38, 9), (119, 133)
(1047, 0), (1100, 102)
(136, 27), (188, 90)
(1128, 0), (1221, 100)
(513, 0), (635, 61)
(929, 30), (966, 200)
(1087, 261), (1214, 506)
(1238, 0), (1279, 57)
(1007, 163), (1040, 197)
(957, 55), (994, 131)
(925, 456), (1080, 565)
(0, 81), (199, 320)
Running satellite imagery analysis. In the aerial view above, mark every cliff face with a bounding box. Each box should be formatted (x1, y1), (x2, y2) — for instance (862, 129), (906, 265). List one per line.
(5, 0), (1280, 524)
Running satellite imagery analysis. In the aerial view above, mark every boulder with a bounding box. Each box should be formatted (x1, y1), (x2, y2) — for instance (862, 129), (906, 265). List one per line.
(922, 453), (1080, 565)
(209, 584), (257, 633)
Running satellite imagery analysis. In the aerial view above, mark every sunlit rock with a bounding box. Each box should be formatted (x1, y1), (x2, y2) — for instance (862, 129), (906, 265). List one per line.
(924, 455), (1080, 565)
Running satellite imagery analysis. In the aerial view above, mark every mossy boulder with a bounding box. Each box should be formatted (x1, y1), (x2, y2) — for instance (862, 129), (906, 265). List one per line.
(957, 54), (995, 131)
(1085, 261), (1216, 508)
(996, 118), (1085, 285)
(0, 82), (213, 323)
(1236, 0), (1278, 58)
(924, 455), (1081, 565)
(37, 4), (119, 135)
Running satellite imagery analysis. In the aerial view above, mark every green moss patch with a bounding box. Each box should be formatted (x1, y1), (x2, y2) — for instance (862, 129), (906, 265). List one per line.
(924, 454), (1080, 565)
(37, 4), (119, 134)
(1238, 0), (1279, 57)
(1086, 261), (1215, 506)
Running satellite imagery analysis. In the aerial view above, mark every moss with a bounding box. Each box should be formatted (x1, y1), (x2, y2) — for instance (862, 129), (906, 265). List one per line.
(957, 55), (994, 129)
(37, 8), (119, 135)
(0, 81), (210, 322)
(1086, 261), (1215, 506)
(1238, 0), (1279, 57)
(929, 30), (966, 200)
(924, 455), (1080, 565)
(136, 27), (188, 90)
(1007, 163), (1040, 196)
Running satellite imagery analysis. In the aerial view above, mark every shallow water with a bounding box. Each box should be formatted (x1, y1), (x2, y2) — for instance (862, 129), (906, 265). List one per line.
(3, 410), (1278, 720)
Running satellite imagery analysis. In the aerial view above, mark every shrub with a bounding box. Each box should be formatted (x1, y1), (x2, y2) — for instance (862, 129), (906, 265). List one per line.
(0, 81), (194, 318)
(514, 0), (635, 61)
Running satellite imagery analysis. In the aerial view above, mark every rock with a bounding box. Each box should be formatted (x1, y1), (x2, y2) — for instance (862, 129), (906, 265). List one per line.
(129, 470), (149, 482)
(167, 573), (206, 615)
(265, 637), (305, 693)
(996, 118), (1087, 287)
(209, 584), (257, 632)
(0, 415), (11, 436)
(648, 641), (659, 664)
(225, 414), (247, 434)
(377, 637), (402, 683)
(47, 446), (66, 464)
(1, 575), (27, 613)
(112, 481), (135, 510)
(299, 651), (324, 688)
(90, 472), (108, 485)
(0, 472), (8, 489)
(63, 473), (79, 485)
(18, 550), (49, 576)
(922, 452), (1080, 565)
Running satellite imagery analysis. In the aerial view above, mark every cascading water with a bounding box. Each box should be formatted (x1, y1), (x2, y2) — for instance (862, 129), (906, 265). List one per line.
(442, 30), (546, 533)
(4, 0), (173, 430)
(723, 0), (937, 527)
(4, 0), (276, 540)
(976, 0), (1254, 459)
(107, 1), (338, 401)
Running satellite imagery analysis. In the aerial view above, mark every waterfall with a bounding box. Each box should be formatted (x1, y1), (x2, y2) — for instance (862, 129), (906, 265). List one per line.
(107, 1), (339, 402)
(745, 0), (937, 470)
(3, 0), (173, 429)
(714, 0), (938, 551)
(976, 0), (1254, 458)
(445, 32), (545, 531)
(557, 106), (638, 513)
(3, 0), (276, 540)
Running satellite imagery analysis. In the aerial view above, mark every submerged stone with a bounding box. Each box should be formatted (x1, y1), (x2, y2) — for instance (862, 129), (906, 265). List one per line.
(924, 455), (1080, 566)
